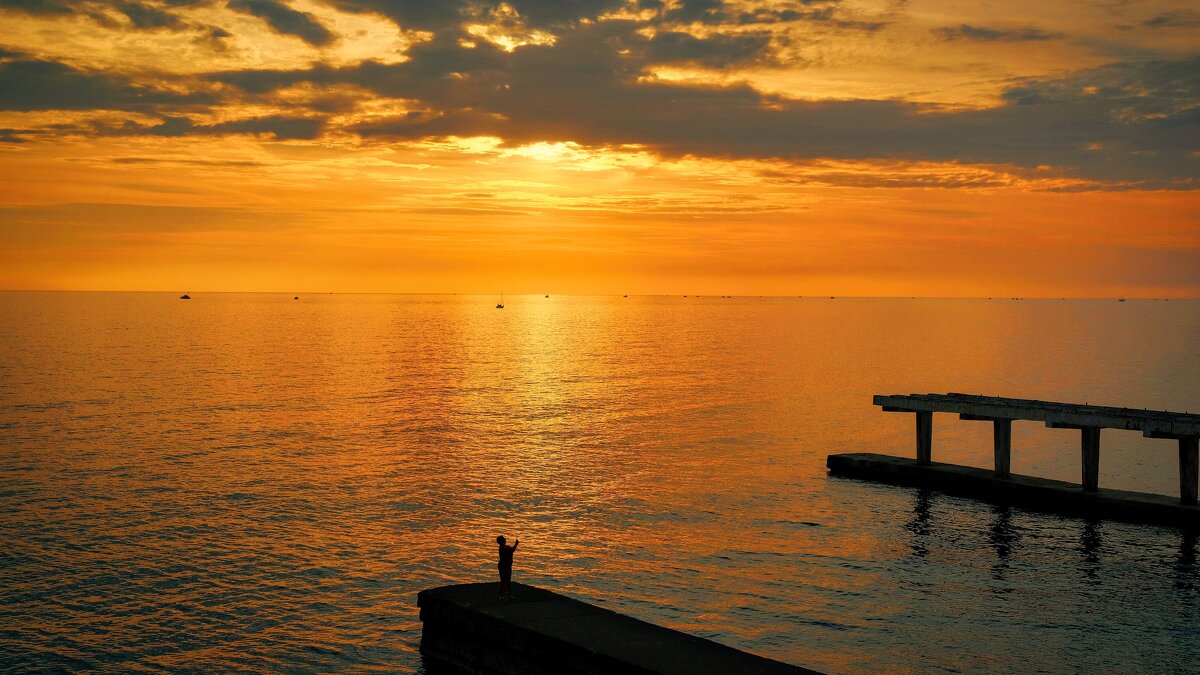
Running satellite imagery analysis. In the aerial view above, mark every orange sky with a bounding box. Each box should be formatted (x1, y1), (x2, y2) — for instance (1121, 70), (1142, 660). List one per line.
(0, 0), (1196, 296)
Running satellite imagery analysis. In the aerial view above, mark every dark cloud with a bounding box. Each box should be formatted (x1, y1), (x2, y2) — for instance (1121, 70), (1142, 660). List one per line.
(0, 0), (129, 25)
(932, 23), (1060, 42)
(191, 114), (324, 139)
(195, 24), (233, 50)
(354, 107), (504, 139)
(0, 0), (74, 14)
(320, 0), (466, 31)
(1144, 10), (1200, 28)
(4, 6), (1193, 189)
(329, 22), (1195, 187)
(213, 65), (320, 94)
(227, 0), (335, 46)
(830, 18), (886, 32)
(130, 114), (325, 139)
(663, 0), (858, 27)
(721, 3), (887, 31)
(736, 8), (805, 23)
(114, 1), (185, 29)
(665, 0), (727, 24)
(322, 0), (631, 36)
(735, 3), (850, 23)
(0, 58), (213, 111)
(0, 46), (23, 58)
(1, 0), (216, 33)
(206, 21), (1199, 188)
(213, 30), (511, 96)
(505, 0), (628, 27)
(994, 60), (1199, 182)
(645, 30), (774, 67)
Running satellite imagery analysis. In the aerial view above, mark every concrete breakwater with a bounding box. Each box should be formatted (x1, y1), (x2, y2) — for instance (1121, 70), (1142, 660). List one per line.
(418, 583), (819, 674)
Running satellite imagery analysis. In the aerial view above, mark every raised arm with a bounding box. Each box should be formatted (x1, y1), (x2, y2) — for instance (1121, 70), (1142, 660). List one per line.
(513, 538), (519, 550)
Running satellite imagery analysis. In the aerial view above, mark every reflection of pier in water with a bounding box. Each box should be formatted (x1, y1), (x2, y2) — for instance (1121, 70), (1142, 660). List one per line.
(901, 491), (1199, 602)
(988, 505), (1018, 584)
(830, 393), (1200, 527)
(1178, 530), (1198, 594)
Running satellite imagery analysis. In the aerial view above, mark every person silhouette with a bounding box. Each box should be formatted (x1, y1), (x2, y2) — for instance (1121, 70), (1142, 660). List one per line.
(496, 535), (519, 598)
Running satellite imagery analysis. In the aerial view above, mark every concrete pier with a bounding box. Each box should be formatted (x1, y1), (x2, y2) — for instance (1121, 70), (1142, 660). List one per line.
(876, 393), (1200, 505)
(418, 583), (818, 675)
(827, 453), (1200, 528)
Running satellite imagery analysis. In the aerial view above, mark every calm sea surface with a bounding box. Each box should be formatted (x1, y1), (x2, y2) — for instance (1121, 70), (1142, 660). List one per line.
(2, 292), (1199, 673)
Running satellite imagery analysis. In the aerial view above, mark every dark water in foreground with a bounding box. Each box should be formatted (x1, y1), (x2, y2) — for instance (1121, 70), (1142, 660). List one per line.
(2, 292), (1199, 673)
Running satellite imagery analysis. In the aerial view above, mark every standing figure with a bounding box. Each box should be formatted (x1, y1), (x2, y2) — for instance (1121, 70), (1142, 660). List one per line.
(496, 535), (519, 598)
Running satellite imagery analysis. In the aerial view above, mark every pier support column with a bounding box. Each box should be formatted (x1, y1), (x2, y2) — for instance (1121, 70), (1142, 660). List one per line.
(1081, 427), (1100, 491)
(916, 411), (932, 465)
(993, 419), (1012, 479)
(1180, 437), (1198, 506)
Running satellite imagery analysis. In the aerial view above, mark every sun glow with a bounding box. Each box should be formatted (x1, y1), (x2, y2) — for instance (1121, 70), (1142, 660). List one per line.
(464, 3), (556, 53)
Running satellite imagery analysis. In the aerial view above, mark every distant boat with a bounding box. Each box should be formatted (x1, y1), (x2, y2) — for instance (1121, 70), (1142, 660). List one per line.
(293, 296), (299, 300)
(496, 291), (504, 309)
(1118, 298), (1126, 302)
(179, 293), (190, 300)
(545, 294), (549, 298)
(623, 294), (628, 298)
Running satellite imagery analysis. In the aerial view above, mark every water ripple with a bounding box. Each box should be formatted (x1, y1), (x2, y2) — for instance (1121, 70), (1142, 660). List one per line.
(2, 293), (1199, 672)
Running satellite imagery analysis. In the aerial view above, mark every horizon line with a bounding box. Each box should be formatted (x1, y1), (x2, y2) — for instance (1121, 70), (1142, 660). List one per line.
(1, 289), (1196, 301)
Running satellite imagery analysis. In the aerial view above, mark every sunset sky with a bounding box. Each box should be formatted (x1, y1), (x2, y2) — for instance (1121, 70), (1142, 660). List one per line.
(0, 0), (1196, 296)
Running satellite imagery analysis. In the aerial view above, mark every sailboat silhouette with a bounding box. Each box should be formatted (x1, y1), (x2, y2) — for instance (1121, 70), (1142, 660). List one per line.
(496, 291), (505, 309)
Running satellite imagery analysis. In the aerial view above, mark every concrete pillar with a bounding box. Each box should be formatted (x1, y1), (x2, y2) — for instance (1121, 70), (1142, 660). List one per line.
(1180, 436), (1199, 506)
(916, 411), (932, 465)
(993, 419), (1012, 479)
(1081, 427), (1100, 491)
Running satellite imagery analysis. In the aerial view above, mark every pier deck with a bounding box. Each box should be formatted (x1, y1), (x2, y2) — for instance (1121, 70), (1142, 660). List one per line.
(418, 582), (817, 675)
(873, 393), (1200, 505)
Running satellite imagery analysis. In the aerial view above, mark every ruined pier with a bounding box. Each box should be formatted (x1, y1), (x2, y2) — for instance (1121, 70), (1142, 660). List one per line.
(828, 393), (1200, 527)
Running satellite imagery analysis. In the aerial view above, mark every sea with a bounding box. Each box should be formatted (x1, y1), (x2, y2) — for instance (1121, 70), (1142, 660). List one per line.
(2, 292), (1198, 673)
